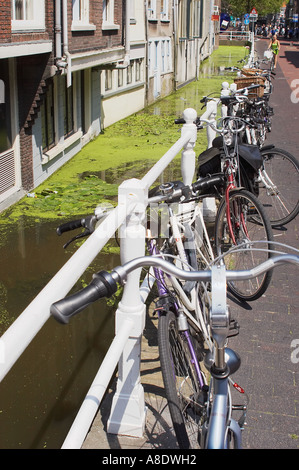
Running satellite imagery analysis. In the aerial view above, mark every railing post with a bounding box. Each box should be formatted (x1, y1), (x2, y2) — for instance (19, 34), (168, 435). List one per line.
(181, 108), (197, 185)
(107, 178), (147, 437)
(200, 101), (217, 149)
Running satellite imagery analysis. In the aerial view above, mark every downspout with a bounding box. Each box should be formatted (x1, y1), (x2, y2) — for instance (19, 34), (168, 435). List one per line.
(145, 0), (149, 105)
(115, 0), (130, 68)
(62, 0), (72, 87)
(195, 0), (200, 79)
(54, 0), (62, 61)
(55, 0), (71, 86)
(209, 0), (215, 54)
(173, 0), (179, 89)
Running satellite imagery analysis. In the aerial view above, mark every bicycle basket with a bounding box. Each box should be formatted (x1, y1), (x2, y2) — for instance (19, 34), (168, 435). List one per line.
(241, 68), (263, 76)
(234, 76), (266, 98)
(264, 50), (273, 60)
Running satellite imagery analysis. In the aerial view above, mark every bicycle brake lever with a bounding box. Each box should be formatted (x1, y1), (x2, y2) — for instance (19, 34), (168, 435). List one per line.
(63, 230), (91, 249)
(62, 214), (97, 249)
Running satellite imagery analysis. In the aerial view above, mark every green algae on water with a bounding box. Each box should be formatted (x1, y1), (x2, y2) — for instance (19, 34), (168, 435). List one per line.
(0, 46), (247, 223)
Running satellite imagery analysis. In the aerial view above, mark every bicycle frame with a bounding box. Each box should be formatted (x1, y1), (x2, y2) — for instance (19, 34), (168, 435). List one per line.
(206, 377), (242, 449)
(147, 197), (214, 338)
(224, 163), (251, 247)
(147, 219), (244, 449)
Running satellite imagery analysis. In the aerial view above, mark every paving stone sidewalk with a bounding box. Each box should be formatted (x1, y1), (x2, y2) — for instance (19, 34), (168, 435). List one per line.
(82, 37), (299, 450)
(230, 37), (299, 449)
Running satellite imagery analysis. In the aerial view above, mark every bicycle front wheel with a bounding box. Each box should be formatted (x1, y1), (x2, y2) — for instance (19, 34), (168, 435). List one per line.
(259, 147), (299, 226)
(158, 310), (207, 449)
(215, 189), (274, 301)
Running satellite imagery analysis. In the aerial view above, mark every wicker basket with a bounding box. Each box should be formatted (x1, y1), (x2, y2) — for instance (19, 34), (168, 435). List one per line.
(241, 67), (264, 76)
(234, 76), (266, 98)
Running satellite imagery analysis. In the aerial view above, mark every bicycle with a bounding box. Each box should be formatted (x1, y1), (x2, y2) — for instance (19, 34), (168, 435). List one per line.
(50, 246), (299, 449)
(201, 92), (299, 228)
(263, 49), (275, 72)
(224, 94), (299, 227)
(194, 115), (274, 301)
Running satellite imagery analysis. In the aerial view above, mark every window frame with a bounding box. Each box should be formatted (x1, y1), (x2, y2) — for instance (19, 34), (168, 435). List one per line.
(102, 0), (119, 30)
(126, 61), (133, 85)
(118, 69), (124, 88)
(72, 0), (95, 31)
(63, 78), (74, 139)
(148, 0), (157, 21)
(161, 0), (169, 21)
(12, 0), (45, 31)
(41, 79), (55, 152)
(105, 69), (113, 91)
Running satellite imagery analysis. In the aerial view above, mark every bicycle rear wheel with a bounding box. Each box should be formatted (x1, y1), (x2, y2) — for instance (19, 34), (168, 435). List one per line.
(158, 310), (207, 449)
(215, 189), (274, 301)
(258, 147), (299, 226)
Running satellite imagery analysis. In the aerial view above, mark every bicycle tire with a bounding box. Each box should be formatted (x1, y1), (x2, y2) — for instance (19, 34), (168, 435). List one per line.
(214, 189), (274, 301)
(258, 147), (299, 226)
(158, 310), (207, 449)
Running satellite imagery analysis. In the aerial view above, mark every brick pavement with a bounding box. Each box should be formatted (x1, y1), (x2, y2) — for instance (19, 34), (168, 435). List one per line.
(83, 38), (299, 450)
(229, 37), (299, 449)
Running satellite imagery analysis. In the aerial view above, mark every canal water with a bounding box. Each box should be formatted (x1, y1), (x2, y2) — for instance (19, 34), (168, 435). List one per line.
(0, 47), (246, 448)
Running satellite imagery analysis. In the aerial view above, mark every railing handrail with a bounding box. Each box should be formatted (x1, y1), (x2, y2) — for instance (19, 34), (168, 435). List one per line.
(0, 107), (202, 449)
(0, 203), (128, 382)
(219, 30), (251, 35)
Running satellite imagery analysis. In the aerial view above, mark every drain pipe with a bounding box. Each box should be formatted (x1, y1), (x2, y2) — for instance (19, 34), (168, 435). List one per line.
(54, 0), (62, 60)
(62, 0), (72, 87)
(56, 0), (72, 86)
(173, 0), (179, 88)
(115, 0), (130, 68)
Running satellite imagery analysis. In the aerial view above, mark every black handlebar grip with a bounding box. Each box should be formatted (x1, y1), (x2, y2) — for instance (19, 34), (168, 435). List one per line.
(174, 118), (186, 124)
(192, 174), (225, 193)
(56, 218), (84, 235)
(50, 271), (118, 324)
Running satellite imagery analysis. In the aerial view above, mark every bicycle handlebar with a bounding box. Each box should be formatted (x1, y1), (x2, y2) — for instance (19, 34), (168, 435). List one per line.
(56, 206), (112, 248)
(50, 270), (118, 324)
(175, 114), (246, 136)
(50, 254), (299, 324)
(57, 214), (96, 236)
(147, 174), (224, 204)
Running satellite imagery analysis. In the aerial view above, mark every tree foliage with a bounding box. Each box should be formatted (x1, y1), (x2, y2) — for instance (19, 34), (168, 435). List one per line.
(222, 0), (288, 17)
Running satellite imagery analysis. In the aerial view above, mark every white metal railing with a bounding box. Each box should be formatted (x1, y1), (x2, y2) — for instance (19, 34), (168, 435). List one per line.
(219, 30), (251, 42)
(0, 107), (199, 449)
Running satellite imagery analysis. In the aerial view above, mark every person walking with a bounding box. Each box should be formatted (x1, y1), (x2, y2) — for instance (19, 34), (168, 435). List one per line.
(268, 33), (280, 68)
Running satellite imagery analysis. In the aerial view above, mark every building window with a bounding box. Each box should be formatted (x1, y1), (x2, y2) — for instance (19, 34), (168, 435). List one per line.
(13, 0), (33, 19)
(161, 41), (166, 72)
(0, 63), (12, 155)
(41, 80), (55, 152)
(105, 70), (112, 91)
(12, 0), (45, 31)
(178, 0), (202, 39)
(63, 79), (74, 138)
(129, 0), (136, 23)
(161, 0), (169, 21)
(162, 39), (172, 72)
(118, 69), (123, 88)
(135, 60), (141, 82)
(72, 0), (94, 30)
(148, 0), (157, 20)
(178, 0), (188, 38)
(126, 62), (133, 85)
(102, 0), (119, 29)
(148, 39), (171, 77)
(192, 0), (202, 37)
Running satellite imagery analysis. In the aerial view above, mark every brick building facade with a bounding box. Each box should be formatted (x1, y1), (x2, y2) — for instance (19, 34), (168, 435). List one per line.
(0, 1), (220, 212)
